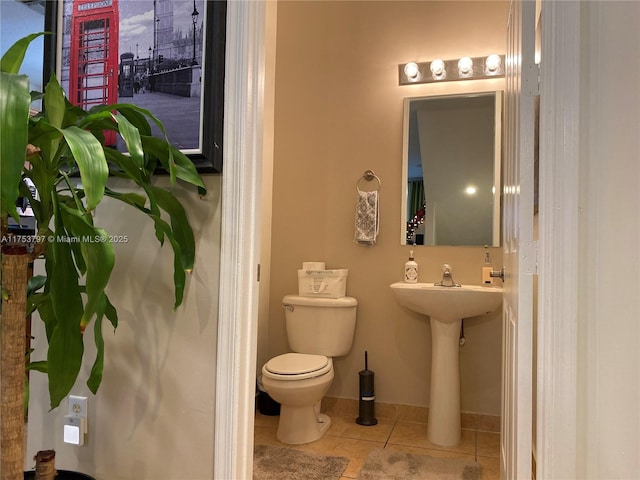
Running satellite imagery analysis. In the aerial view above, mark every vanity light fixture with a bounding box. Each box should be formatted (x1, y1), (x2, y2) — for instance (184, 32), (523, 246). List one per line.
(430, 59), (446, 80)
(458, 57), (474, 77)
(485, 54), (502, 75)
(398, 54), (505, 85)
(464, 185), (478, 195)
(404, 62), (421, 81)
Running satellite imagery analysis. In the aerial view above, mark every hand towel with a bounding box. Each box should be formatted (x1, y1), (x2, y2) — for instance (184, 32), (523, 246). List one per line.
(354, 190), (379, 246)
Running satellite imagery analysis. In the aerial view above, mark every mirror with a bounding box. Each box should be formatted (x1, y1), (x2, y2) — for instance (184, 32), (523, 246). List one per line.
(401, 91), (502, 246)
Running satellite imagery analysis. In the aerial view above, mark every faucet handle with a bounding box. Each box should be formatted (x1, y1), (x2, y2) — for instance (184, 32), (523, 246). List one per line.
(436, 263), (460, 287)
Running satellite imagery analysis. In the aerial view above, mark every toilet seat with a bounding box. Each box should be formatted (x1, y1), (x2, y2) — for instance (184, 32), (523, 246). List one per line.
(263, 353), (332, 380)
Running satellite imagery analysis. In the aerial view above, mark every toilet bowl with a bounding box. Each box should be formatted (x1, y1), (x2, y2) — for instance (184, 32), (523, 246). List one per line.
(261, 295), (357, 444)
(262, 353), (334, 444)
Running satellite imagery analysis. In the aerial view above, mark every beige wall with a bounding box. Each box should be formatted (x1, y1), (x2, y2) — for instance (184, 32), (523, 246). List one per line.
(26, 176), (222, 479)
(264, 1), (509, 415)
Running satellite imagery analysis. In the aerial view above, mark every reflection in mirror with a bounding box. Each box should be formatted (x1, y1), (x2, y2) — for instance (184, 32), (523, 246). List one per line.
(401, 91), (502, 246)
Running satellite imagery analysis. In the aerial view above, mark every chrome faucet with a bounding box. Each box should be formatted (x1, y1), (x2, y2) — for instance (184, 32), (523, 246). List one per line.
(435, 264), (461, 287)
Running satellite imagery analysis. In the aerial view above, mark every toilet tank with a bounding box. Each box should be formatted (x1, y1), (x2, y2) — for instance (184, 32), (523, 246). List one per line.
(283, 294), (357, 357)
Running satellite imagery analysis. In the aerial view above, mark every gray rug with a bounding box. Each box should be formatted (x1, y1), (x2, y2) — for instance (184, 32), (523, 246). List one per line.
(253, 444), (349, 480)
(357, 448), (482, 480)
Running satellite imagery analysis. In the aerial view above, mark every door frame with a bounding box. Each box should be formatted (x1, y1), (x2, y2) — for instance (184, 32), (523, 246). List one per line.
(212, 1), (582, 479)
(213, 1), (266, 479)
(536, 1), (580, 478)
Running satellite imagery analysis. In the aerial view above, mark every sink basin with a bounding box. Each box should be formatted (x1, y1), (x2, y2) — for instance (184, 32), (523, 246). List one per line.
(390, 282), (502, 321)
(390, 281), (502, 447)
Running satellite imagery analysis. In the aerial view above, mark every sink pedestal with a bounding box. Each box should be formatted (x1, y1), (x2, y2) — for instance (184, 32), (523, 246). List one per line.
(389, 282), (502, 448)
(428, 317), (462, 446)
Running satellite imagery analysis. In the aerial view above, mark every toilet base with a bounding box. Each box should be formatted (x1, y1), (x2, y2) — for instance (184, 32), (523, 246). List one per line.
(276, 406), (331, 444)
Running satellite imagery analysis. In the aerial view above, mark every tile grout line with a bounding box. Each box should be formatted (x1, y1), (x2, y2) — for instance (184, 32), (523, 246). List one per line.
(383, 420), (398, 448)
(474, 429), (478, 462)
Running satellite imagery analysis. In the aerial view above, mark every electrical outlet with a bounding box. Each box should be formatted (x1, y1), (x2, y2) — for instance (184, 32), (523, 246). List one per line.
(68, 395), (88, 417)
(65, 396), (88, 446)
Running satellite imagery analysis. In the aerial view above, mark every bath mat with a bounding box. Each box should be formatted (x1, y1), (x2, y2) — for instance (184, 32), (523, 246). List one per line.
(253, 444), (348, 480)
(357, 448), (482, 480)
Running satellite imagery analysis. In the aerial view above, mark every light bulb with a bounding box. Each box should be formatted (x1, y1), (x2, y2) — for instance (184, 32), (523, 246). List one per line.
(403, 62), (420, 80)
(485, 54), (502, 74)
(464, 185), (478, 195)
(458, 57), (473, 77)
(430, 59), (446, 79)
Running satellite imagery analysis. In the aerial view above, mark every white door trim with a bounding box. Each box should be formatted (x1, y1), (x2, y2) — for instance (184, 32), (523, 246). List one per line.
(214, 1), (266, 479)
(501, 1), (536, 477)
(536, 1), (580, 478)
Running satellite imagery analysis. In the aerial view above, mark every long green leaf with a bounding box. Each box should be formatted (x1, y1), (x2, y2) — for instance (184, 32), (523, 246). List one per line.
(90, 103), (174, 182)
(22, 156), (55, 228)
(105, 185), (166, 249)
(44, 73), (65, 130)
(89, 102), (168, 139)
(27, 292), (44, 316)
(86, 293), (117, 394)
(114, 112), (144, 167)
(115, 104), (152, 136)
(47, 323), (83, 409)
(171, 145), (207, 191)
(139, 136), (178, 182)
(47, 217), (85, 408)
(104, 188), (147, 209)
(148, 185), (196, 272)
(103, 293), (118, 330)
(0, 32), (45, 74)
(110, 186), (186, 300)
(87, 299), (105, 394)
(103, 147), (144, 183)
(27, 361), (48, 373)
(146, 213), (186, 308)
(0, 71), (30, 220)
(59, 125), (108, 211)
(140, 185), (164, 244)
(27, 275), (47, 295)
(59, 204), (115, 329)
(27, 276), (48, 318)
(33, 291), (56, 342)
(27, 115), (63, 172)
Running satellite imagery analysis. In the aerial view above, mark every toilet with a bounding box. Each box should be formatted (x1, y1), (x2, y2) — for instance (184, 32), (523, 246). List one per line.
(261, 294), (358, 444)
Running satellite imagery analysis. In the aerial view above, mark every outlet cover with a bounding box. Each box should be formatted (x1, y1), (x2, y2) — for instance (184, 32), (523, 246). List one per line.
(68, 395), (88, 417)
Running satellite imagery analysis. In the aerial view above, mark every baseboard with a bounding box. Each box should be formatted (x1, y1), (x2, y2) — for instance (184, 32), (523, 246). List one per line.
(322, 396), (500, 433)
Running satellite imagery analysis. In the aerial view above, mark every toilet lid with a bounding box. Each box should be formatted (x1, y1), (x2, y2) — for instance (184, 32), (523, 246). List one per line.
(264, 353), (331, 379)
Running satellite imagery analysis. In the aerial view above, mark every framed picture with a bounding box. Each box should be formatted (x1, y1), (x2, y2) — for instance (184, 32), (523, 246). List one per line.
(44, 0), (226, 173)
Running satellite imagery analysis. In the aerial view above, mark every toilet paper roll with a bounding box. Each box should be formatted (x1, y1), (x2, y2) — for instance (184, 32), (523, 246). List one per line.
(302, 262), (325, 270)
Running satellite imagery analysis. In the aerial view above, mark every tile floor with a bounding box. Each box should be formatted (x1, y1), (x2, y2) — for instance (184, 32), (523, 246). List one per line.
(254, 411), (500, 479)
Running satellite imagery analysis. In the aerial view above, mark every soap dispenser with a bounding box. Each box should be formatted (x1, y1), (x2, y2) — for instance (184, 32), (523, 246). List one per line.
(404, 250), (418, 283)
(482, 246), (493, 285)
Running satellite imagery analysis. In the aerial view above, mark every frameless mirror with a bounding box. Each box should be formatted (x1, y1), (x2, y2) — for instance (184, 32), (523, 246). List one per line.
(401, 91), (502, 246)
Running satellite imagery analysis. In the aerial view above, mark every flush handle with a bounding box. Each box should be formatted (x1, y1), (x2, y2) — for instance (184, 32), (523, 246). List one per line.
(283, 304), (295, 312)
(490, 267), (505, 282)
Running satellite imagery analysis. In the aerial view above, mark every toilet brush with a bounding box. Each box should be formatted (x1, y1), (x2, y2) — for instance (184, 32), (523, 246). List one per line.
(356, 351), (378, 426)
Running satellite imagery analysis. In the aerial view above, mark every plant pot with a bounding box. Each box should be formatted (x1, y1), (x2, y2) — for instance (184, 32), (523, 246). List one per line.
(24, 471), (95, 480)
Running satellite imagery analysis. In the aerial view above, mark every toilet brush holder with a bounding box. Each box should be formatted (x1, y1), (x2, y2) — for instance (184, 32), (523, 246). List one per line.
(356, 351), (378, 426)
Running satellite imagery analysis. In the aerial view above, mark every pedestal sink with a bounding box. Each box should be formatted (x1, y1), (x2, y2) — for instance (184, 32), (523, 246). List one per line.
(390, 282), (502, 446)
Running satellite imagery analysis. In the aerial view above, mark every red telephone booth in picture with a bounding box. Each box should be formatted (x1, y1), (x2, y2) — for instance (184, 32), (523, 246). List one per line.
(69, 0), (119, 145)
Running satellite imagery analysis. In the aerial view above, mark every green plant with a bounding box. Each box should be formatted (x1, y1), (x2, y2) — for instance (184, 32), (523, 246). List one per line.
(1, 33), (206, 479)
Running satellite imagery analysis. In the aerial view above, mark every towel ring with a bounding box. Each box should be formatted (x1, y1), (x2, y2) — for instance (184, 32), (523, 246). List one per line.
(356, 170), (382, 192)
